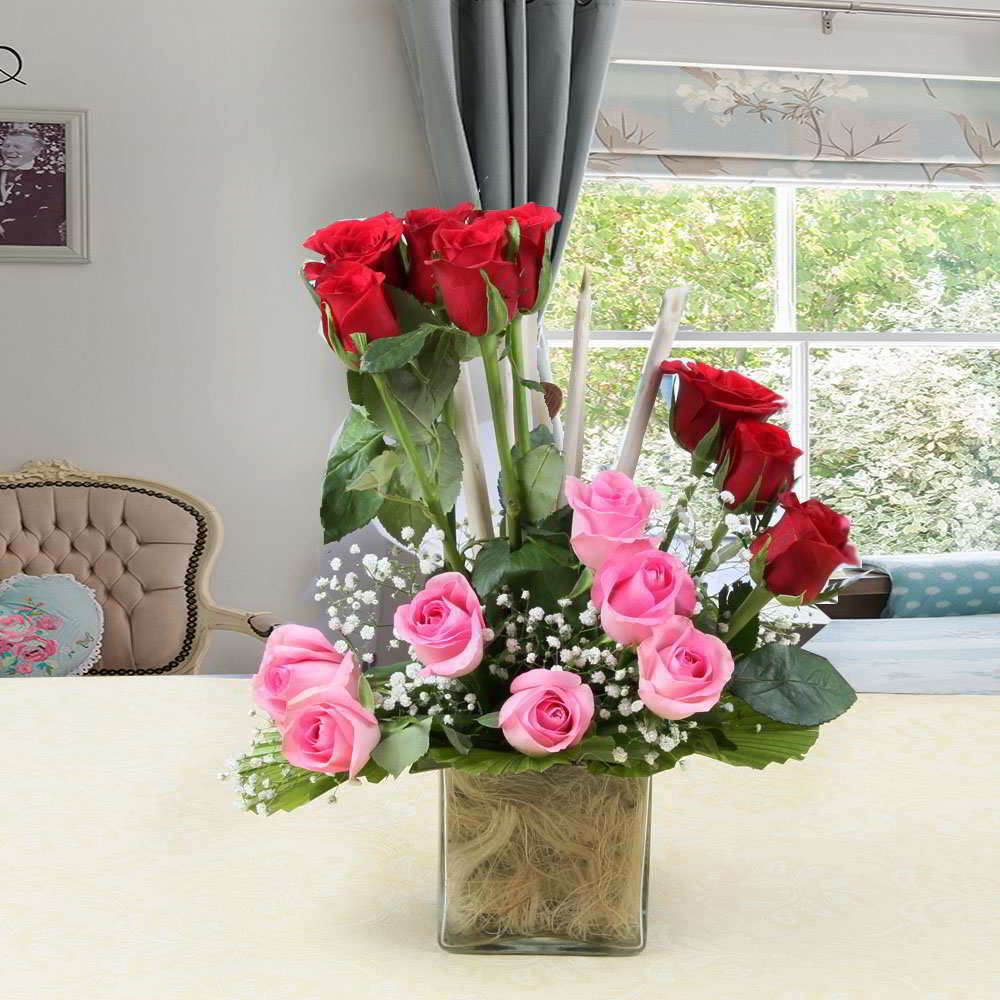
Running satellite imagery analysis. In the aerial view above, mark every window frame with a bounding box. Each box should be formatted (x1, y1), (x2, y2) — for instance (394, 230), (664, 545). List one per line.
(546, 179), (1000, 500)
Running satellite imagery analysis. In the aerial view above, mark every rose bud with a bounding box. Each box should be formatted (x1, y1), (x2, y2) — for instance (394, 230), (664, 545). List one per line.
(316, 262), (401, 352)
(252, 624), (361, 724)
(720, 420), (802, 511)
(431, 215), (520, 336)
(750, 491), (860, 602)
(591, 549), (697, 646)
(280, 684), (380, 779)
(303, 211), (404, 286)
(498, 668), (595, 757)
(660, 360), (786, 456)
(565, 470), (662, 570)
(393, 572), (486, 678)
(637, 617), (734, 720)
(402, 203), (477, 304)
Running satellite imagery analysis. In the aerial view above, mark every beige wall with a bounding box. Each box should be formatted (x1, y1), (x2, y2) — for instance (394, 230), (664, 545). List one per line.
(2, 0), (997, 672)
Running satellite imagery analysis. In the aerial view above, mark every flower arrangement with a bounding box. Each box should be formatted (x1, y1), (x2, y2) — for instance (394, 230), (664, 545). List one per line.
(223, 201), (860, 952)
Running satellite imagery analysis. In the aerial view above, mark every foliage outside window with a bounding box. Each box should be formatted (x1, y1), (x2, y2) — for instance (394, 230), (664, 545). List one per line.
(547, 180), (1000, 555)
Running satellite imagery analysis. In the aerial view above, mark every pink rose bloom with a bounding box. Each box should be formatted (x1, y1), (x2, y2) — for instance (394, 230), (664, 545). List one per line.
(280, 684), (380, 779)
(34, 614), (64, 631)
(14, 636), (59, 663)
(16, 663), (34, 674)
(0, 614), (35, 642)
(592, 549), (697, 646)
(498, 668), (595, 757)
(638, 617), (734, 720)
(565, 471), (663, 570)
(393, 572), (486, 678)
(252, 624), (359, 723)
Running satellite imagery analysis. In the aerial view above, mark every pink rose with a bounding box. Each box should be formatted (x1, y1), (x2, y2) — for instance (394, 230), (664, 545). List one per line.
(16, 663), (34, 674)
(592, 549), (697, 646)
(14, 636), (59, 663)
(498, 669), (595, 757)
(638, 617), (734, 720)
(34, 614), (64, 632)
(252, 624), (359, 723)
(0, 614), (35, 642)
(393, 572), (486, 678)
(280, 684), (380, 779)
(565, 470), (662, 570)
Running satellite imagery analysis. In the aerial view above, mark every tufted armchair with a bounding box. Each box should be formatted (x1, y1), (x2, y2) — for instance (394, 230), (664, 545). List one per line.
(0, 460), (277, 674)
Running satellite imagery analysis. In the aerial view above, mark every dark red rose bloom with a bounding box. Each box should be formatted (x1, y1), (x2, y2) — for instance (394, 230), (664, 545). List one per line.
(431, 215), (519, 336)
(402, 202), (477, 304)
(720, 420), (802, 511)
(749, 492), (860, 602)
(303, 211), (404, 286)
(660, 360), (786, 454)
(486, 203), (561, 311)
(316, 262), (400, 353)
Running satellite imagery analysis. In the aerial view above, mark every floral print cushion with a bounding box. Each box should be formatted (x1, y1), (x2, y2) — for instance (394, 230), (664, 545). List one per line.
(0, 574), (103, 677)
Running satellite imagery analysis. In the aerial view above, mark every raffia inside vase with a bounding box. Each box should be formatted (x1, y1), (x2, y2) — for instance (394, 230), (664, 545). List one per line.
(439, 766), (650, 954)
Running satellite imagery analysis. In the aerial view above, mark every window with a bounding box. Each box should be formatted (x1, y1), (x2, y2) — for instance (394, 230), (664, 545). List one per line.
(547, 179), (1000, 555)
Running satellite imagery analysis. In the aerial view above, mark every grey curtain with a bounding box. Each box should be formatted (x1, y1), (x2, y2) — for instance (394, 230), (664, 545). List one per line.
(395, 0), (622, 270)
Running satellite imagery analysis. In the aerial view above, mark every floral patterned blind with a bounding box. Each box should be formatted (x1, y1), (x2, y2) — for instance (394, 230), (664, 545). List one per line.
(591, 63), (1000, 185)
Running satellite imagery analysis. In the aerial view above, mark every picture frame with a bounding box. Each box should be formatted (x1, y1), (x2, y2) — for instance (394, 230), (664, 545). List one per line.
(0, 108), (88, 263)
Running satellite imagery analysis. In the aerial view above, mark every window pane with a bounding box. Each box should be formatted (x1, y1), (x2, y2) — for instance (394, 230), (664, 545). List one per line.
(549, 346), (790, 531)
(548, 180), (775, 332)
(809, 346), (1000, 554)
(797, 187), (1000, 333)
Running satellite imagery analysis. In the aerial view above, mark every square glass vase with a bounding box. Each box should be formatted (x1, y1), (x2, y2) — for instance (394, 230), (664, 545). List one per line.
(438, 765), (651, 956)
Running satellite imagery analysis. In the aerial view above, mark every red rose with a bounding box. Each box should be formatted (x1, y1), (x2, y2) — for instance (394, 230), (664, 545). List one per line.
(403, 203), (477, 304)
(661, 361), (786, 454)
(487, 203), (561, 311)
(431, 215), (519, 336)
(749, 492), (860, 602)
(303, 211), (404, 286)
(720, 420), (802, 511)
(316, 262), (400, 353)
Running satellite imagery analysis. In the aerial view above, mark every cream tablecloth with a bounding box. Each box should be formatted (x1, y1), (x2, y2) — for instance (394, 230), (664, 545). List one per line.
(2, 678), (997, 1000)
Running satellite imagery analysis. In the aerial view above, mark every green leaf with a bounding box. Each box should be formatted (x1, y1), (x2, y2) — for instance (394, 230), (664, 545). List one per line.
(442, 725), (473, 755)
(567, 567), (594, 600)
(471, 536), (575, 596)
(730, 643), (857, 726)
(377, 494), (432, 546)
(433, 423), (463, 514)
(360, 325), (436, 373)
(384, 284), (444, 331)
(476, 712), (501, 729)
(267, 772), (342, 813)
(690, 418), (722, 474)
(573, 734), (617, 762)
(320, 405), (386, 544)
(357, 675), (375, 712)
(515, 443), (564, 522)
(346, 450), (400, 493)
(371, 717), (433, 776)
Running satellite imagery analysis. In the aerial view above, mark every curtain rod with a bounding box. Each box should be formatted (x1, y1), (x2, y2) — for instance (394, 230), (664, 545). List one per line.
(635, 0), (1000, 25)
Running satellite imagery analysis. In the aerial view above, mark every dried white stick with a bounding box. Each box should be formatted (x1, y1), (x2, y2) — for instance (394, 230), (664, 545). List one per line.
(559, 268), (592, 499)
(453, 364), (494, 540)
(615, 286), (689, 478)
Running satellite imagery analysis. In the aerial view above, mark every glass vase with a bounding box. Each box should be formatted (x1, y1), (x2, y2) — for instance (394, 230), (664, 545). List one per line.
(438, 765), (651, 955)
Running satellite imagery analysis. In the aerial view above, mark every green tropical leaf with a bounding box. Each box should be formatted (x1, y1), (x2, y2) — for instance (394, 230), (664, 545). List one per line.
(320, 405), (386, 543)
(371, 717), (433, 776)
(690, 698), (819, 768)
(730, 643), (857, 726)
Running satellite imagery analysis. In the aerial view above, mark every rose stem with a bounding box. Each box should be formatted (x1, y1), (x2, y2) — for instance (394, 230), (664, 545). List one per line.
(479, 332), (524, 549)
(369, 373), (465, 572)
(615, 286), (689, 478)
(506, 314), (533, 458)
(558, 267), (592, 504)
(725, 584), (774, 645)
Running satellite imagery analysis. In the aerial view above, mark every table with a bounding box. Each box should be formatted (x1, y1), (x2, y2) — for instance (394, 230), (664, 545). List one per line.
(3, 679), (997, 1000)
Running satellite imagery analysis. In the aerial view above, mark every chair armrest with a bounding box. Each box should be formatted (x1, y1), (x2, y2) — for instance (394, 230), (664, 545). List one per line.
(203, 605), (281, 640)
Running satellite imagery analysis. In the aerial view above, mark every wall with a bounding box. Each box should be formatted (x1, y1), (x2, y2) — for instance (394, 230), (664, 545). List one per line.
(2, 0), (996, 673)
(0, 0), (438, 672)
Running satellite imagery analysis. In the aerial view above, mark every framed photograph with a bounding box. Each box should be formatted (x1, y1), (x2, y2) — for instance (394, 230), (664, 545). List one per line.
(0, 109), (88, 263)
